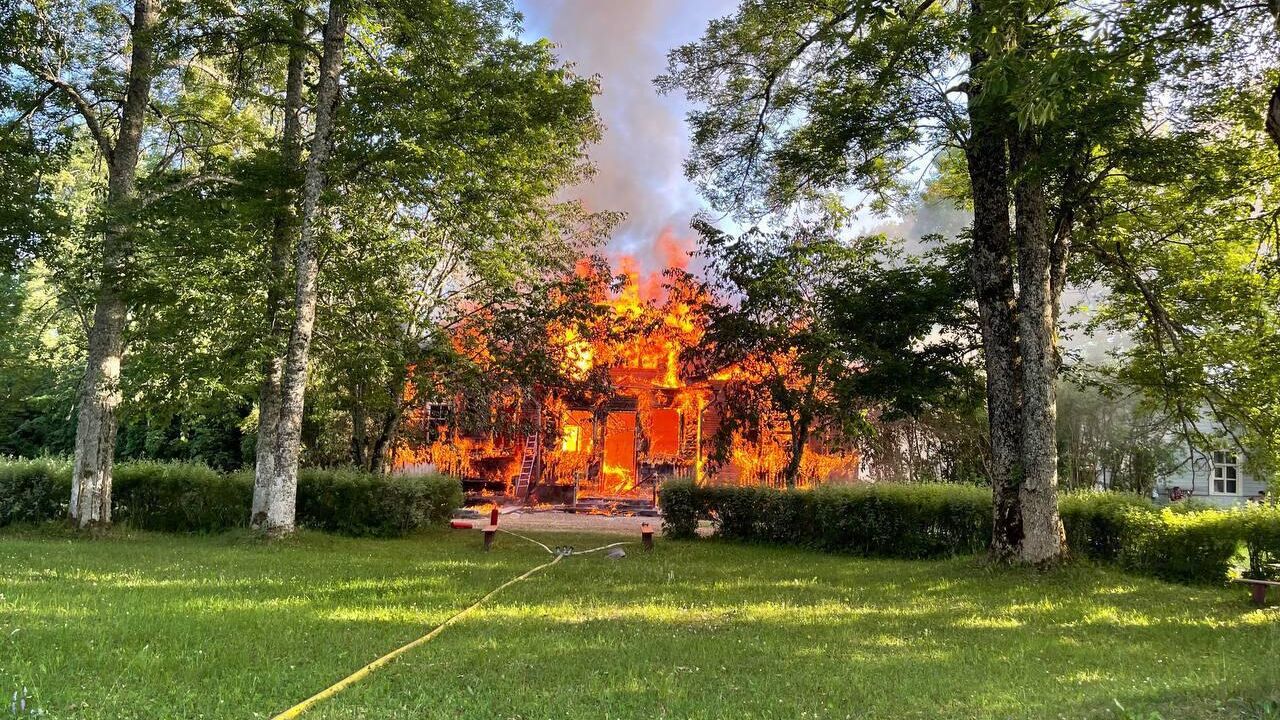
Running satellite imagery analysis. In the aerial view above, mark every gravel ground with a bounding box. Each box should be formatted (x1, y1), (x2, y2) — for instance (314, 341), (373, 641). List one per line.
(494, 509), (661, 536)
(455, 507), (714, 537)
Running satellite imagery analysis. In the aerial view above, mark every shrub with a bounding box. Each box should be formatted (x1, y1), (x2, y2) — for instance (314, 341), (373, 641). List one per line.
(1059, 491), (1152, 562)
(297, 469), (462, 537)
(0, 458), (462, 536)
(657, 480), (699, 539)
(1239, 502), (1280, 580)
(1117, 507), (1241, 584)
(658, 482), (992, 559)
(0, 457), (71, 525)
(807, 484), (991, 558)
(113, 461), (253, 532)
(658, 481), (1257, 584)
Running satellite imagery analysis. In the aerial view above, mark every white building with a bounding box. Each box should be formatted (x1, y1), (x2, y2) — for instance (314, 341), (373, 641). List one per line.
(1155, 444), (1268, 507)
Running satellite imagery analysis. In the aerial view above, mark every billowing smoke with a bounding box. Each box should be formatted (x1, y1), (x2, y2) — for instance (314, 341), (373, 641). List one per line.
(519, 0), (737, 276)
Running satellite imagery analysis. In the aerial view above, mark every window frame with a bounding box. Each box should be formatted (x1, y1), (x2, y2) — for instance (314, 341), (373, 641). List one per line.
(1210, 451), (1242, 496)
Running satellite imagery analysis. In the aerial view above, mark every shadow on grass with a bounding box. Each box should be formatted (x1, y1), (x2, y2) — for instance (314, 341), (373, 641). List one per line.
(1, 529), (1276, 720)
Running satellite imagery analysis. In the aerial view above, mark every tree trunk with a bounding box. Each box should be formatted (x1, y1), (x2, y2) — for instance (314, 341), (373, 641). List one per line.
(1009, 131), (1067, 565)
(778, 412), (808, 484)
(367, 377), (407, 475)
(251, 6), (308, 528)
(964, 10), (1023, 562)
(1268, 6), (1280, 152)
(69, 0), (160, 528)
(256, 0), (348, 536)
(349, 387), (369, 469)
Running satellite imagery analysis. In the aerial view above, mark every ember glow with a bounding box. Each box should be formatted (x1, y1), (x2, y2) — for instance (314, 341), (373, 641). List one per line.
(394, 237), (860, 504)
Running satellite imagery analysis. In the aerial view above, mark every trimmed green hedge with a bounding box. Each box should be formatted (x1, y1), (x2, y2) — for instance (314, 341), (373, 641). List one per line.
(297, 468), (462, 537)
(0, 457), (71, 525)
(1238, 503), (1280, 581)
(659, 481), (991, 558)
(114, 461), (253, 532)
(1115, 507), (1240, 584)
(0, 458), (460, 536)
(1058, 491), (1152, 562)
(659, 481), (1279, 584)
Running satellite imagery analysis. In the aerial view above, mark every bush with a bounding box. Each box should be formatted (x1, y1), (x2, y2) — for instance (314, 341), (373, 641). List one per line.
(806, 484), (992, 558)
(1117, 507), (1241, 584)
(658, 482), (992, 559)
(0, 457), (71, 525)
(0, 458), (462, 536)
(657, 480), (699, 539)
(113, 461), (253, 532)
(659, 481), (1261, 584)
(1059, 491), (1152, 562)
(297, 469), (462, 537)
(1239, 503), (1280, 580)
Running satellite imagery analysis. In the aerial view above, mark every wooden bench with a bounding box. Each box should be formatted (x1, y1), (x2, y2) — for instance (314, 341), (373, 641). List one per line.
(1232, 578), (1280, 606)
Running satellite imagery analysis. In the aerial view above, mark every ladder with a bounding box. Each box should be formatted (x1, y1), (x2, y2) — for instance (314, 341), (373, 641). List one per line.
(512, 434), (539, 498)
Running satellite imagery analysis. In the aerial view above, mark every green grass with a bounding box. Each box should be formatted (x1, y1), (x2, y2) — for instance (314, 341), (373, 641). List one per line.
(1, 527), (1278, 720)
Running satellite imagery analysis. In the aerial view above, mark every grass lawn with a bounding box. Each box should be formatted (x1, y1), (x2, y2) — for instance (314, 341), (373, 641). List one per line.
(1, 527), (1277, 720)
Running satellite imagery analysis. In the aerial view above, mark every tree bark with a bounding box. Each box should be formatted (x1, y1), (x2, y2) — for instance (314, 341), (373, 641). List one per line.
(783, 412), (811, 489)
(69, 0), (160, 528)
(964, 6), (1023, 562)
(1009, 130), (1067, 565)
(256, 0), (348, 536)
(366, 376), (407, 475)
(251, 5), (308, 528)
(1267, 5), (1280, 153)
(349, 384), (369, 469)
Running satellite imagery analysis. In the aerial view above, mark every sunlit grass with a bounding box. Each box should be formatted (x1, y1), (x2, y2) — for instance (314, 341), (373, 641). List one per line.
(1, 526), (1277, 719)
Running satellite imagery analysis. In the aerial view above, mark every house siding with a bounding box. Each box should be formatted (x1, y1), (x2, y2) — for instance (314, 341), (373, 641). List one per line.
(1156, 447), (1266, 507)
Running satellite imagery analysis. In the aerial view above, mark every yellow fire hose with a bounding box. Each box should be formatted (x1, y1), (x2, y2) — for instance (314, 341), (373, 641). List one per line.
(269, 552), (565, 719)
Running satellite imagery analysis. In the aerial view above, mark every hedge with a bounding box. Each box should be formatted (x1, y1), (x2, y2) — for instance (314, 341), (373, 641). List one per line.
(297, 468), (462, 537)
(0, 458), (461, 536)
(659, 481), (1280, 584)
(0, 457), (71, 525)
(114, 461), (253, 532)
(659, 481), (991, 558)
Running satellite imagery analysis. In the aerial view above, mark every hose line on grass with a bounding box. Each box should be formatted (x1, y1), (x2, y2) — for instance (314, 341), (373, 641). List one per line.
(269, 534), (636, 719)
(269, 553), (564, 720)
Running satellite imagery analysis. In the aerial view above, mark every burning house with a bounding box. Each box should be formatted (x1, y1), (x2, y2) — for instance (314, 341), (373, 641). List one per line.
(394, 256), (860, 506)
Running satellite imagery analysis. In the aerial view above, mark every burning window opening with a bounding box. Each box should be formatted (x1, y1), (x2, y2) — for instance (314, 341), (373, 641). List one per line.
(392, 253), (861, 509)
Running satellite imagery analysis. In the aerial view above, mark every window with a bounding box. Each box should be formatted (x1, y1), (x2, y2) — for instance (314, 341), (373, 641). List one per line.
(1212, 451), (1240, 495)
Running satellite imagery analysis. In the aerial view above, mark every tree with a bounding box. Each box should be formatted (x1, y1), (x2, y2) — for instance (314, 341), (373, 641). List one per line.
(251, 0), (349, 535)
(1055, 381), (1177, 495)
(659, 0), (1275, 563)
(3, 0), (172, 526)
(658, 0), (1071, 560)
(688, 217), (974, 488)
(1077, 83), (1280, 478)
(249, 0), (605, 533)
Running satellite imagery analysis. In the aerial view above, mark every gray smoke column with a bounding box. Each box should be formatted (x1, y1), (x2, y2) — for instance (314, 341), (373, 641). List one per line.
(518, 0), (736, 278)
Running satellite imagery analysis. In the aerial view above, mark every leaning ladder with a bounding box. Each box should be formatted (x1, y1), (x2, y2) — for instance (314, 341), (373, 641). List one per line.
(512, 434), (539, 498)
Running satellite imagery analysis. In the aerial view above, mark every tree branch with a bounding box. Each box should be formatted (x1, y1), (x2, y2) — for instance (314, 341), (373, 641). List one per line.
(15, 60), (115, 159)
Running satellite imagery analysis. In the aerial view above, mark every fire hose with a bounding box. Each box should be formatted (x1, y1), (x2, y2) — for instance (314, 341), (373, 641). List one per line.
(269, 532), (635, 719)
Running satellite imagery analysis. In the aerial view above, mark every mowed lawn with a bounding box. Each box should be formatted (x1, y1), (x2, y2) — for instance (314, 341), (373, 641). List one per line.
(1, 528), (1277, 720)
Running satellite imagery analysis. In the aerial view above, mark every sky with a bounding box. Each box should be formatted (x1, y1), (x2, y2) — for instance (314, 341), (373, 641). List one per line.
(514, 3), (1117, 358)
(516, 0), (739, 275)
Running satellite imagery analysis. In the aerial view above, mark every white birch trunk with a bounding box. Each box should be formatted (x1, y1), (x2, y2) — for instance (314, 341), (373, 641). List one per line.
(255, 0), (348, 536)
(252, 7), (309, 528)
(69, 0), (160, 528)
